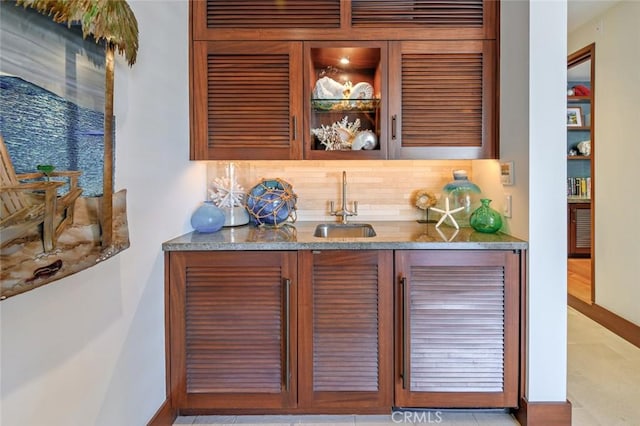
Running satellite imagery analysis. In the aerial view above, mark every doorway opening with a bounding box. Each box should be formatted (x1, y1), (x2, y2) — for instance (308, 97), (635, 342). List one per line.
(567, 43), (595, 304)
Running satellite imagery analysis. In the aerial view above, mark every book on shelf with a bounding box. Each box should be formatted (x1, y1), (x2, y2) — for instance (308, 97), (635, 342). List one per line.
(567, 177), (591, 200)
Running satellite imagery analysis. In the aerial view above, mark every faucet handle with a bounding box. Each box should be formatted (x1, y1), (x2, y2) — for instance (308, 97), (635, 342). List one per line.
(330, 201), (335, 214)
(353, 201), (358, 216)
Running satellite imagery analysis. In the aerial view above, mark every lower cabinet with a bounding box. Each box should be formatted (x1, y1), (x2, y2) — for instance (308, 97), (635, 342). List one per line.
(568, 202), (591, 258)
(394, 250), (520, 408)
(167, 251), (298, 410)
(166, 249), (522, 413)
(298, 250), (393, 411)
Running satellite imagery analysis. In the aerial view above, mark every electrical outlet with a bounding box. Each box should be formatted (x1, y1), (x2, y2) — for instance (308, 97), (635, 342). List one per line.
(504, 194), (512, 218)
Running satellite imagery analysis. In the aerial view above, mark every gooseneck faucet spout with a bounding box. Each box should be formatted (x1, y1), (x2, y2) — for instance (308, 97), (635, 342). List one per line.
(329, 171), (358, 224)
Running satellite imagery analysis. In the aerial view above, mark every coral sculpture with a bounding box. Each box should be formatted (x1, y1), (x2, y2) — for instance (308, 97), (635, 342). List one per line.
(311, 116), (361, 151)
(209, 163), (245, 208)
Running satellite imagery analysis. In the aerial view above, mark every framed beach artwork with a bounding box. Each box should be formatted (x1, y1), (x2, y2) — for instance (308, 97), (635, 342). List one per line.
(0, 2), (131, 300)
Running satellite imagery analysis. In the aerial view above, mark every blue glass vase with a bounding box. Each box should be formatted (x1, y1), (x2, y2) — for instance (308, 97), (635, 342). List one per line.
(443, 170), (482, 227)
(190, 201), (225, 233)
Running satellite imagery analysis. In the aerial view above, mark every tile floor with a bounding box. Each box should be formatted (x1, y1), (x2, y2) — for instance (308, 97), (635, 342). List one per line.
(174, 308), (640, 425)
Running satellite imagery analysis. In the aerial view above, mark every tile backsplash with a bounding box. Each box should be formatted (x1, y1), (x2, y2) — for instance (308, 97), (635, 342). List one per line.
(206, 160), (475, 222)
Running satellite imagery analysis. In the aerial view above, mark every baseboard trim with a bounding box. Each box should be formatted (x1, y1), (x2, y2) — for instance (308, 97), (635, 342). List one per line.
(514, 398), (571, 426)
(147, 399), (176, 426)
(568, 295), (640, 348)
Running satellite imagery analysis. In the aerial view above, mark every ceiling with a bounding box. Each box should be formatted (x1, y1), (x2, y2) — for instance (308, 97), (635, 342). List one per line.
(567, 0), (621, 33)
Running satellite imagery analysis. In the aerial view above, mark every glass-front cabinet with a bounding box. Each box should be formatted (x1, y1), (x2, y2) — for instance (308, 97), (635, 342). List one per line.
(304, 42), (387, 159)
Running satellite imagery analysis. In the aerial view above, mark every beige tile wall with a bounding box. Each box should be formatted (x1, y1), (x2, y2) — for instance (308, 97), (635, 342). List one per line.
(207, 160), (475, 221)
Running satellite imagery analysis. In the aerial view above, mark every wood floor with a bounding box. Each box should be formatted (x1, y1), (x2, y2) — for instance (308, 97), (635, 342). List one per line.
(568, 258), (592, 303)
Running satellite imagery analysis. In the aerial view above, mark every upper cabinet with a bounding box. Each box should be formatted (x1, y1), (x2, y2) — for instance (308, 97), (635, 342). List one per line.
(388, 40), (496, 159)
(189, 0), (499, 160)
(304, 41), (387, 160)
(191, 0), (497, 41)
(190, 41), (302, 160)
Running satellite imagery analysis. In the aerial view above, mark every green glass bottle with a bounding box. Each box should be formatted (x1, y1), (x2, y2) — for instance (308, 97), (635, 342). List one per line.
(470, 199), (503, 233)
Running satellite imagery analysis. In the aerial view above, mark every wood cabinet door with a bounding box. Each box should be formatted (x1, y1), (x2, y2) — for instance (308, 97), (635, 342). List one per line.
(191, 0), (496, 42)
(568, 203), (591, 257)
(191, 0), (341, 41)
(298, 250), (393, 412)
(388, 40), (497, 159)
(190, 41), (303, 160)
(394, 250), (520, 408)
(350, 0), (497, 40)
(168, 251), (298, 410)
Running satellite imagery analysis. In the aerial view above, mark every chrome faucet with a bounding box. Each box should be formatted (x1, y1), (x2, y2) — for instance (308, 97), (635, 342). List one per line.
(329, 171), (358, 224)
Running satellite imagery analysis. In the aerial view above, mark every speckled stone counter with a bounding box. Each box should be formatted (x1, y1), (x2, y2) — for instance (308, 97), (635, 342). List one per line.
(162, 221), (527, 251)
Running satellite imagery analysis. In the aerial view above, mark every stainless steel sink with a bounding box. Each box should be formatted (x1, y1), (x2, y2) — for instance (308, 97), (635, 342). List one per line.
(313, 223), (376, 238)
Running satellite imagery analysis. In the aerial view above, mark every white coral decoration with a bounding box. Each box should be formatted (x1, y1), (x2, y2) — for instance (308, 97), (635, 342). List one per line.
(311, 116), (361, 150)
(209, 163), (245, 208)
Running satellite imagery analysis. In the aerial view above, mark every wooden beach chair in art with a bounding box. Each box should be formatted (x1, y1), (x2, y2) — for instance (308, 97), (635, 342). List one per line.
(0, 135), (82, 252)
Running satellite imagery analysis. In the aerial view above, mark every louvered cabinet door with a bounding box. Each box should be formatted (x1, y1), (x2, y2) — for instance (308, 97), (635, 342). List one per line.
(168, 251), (297, 410)
(350, 0), (497, 40)
(388, 40), (497, 159)
(191, 0), (342, 40)
(191, 41), (303, 160)
(568, 203), (591, 257)
(298, 250), (393, 411)
(395, 250), (520, 408)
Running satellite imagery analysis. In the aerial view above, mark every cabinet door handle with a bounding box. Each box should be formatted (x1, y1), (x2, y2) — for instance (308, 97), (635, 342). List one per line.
(391, 115), (397, 140)
(283, 278), (291, 392)
(291, 116), (297, 141)
(400, 276), (409, 390)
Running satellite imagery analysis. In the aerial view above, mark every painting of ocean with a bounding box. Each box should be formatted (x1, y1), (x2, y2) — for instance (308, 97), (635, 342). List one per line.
(0, 0), (108, 197)
(0, 75), (107, 196)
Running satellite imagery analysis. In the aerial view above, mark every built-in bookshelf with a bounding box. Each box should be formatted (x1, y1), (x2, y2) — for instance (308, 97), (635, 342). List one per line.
(567, 176), (591, 200)
(567, 43), (594, 258)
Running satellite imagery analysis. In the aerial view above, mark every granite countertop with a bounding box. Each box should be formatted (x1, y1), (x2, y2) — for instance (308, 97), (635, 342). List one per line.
(162, 221), (527, 251)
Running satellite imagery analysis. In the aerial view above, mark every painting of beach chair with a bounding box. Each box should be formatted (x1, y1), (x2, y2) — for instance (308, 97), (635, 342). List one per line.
(0, 135), (82, 252)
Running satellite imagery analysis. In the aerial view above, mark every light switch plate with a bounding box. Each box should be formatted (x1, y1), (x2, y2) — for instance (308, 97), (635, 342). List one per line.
(504, 194), (512, 218)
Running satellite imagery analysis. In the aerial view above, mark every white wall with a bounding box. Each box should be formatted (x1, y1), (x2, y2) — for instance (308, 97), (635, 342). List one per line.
(1, 1), (204, 425)
(526, 0), (569, 401)
(1, 1), (571, 424)
(569, 1), (640, 326)
(499, 0), (530, 240)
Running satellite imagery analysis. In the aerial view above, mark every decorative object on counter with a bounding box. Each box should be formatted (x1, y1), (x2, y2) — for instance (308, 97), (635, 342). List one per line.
(311, 116), (377, 151)
(431, 197), (465, 230)
(470, 199), (503, 233)
(412, 189), (437, 223)
(190, 201), (225, 233)
(442, 170), (482, 227)
(247, 178), (298, 227)
(577, 140), (591, 156)
(209, 162), (249, 226)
